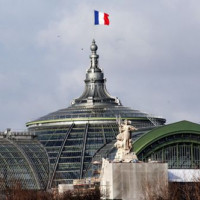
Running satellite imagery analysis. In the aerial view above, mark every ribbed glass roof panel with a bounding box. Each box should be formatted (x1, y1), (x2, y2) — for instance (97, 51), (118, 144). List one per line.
(30, 105), (165, 125)
(0, 135), (49, 190)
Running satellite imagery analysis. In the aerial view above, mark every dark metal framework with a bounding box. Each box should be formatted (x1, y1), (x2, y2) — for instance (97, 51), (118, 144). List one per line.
(138, 133), (200, 169)
(133, 121), (200, 169)
(80, 123), (89, 179)
(48, 123), (74, 188)
(34, 123), (119, 187)
(0, 131), (49, 190)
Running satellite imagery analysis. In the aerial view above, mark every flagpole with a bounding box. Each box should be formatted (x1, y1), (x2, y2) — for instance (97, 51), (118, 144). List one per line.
(93, 26), (96, 40)
(93, 10), (96, 40)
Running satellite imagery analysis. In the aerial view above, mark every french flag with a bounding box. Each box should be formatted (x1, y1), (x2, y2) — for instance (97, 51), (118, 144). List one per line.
(94, 10), (110, 25)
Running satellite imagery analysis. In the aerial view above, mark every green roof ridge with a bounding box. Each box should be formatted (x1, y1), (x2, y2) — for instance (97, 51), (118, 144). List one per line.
(134, 120), (200, 154)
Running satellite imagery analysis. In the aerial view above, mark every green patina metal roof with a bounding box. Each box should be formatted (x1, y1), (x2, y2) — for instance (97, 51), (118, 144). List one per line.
(133, 120), (200, 154)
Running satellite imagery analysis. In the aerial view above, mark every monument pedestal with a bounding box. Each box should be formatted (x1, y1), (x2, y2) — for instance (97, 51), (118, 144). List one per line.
(100, 162), (168, 200)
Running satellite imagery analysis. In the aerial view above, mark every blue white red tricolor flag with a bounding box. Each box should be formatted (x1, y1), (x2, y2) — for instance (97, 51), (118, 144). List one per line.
(94, 10), (110, 25)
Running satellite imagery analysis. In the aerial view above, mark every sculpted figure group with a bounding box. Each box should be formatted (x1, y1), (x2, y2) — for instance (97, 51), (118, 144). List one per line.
(114, 119), (138, 162)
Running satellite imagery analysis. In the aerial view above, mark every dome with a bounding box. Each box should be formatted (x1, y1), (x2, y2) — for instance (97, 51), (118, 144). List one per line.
(26, 40), (166, 188)
(0, 130), (49, 190)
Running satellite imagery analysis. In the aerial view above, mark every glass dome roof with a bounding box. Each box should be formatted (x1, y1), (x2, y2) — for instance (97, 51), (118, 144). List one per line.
(27, 40), (166, 187)
(28, 105), (165, 127)
(27, 40), (165, 128)
(0, 130), (49, 191)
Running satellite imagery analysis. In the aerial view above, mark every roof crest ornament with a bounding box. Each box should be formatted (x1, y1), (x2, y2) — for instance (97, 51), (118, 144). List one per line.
(90, 39), (99, 69)
(71, 40), (122, 106)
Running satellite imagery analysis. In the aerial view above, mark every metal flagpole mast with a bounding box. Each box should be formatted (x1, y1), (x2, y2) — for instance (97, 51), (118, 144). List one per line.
(93, 10), (96, 40)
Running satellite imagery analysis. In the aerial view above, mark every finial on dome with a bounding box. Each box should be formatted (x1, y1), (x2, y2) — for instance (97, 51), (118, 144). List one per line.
(90, 39), (99, 68)
(90, 39), (98, 52)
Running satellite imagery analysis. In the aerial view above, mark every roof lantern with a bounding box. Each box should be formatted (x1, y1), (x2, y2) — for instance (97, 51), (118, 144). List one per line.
(71, 39), (121, 106)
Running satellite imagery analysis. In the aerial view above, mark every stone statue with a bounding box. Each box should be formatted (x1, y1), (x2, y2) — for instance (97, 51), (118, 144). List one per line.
(114, 119), (138, 162)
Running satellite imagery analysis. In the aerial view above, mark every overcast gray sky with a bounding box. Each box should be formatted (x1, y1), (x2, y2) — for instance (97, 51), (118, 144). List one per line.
(0, 0), (200, 130)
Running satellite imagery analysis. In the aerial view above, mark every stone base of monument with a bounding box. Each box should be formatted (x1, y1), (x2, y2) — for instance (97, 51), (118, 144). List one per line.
(114, 152), (138, 163)
(100, 161), (168, 200)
